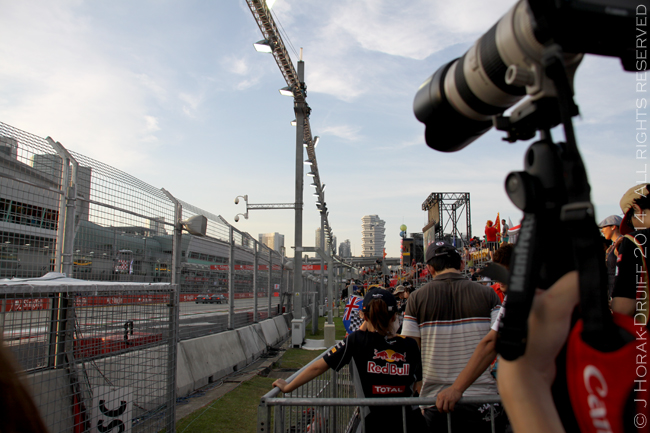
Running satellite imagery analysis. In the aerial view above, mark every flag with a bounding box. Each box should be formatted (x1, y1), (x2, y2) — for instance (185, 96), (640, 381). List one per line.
(494, 213), (501, 240)
(342, 295), (363, 334)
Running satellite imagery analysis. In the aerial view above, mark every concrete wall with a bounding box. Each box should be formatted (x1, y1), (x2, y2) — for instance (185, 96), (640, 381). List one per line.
(175, 313), (292, 397)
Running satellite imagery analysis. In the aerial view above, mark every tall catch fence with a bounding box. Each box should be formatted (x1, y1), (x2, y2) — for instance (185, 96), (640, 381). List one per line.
(258, 352), (503, 433)
(0, 120), (323, 342)
(0, 121), (327, 431)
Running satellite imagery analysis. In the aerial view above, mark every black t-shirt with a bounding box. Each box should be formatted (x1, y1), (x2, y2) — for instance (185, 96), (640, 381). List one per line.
(612, 229), (650, 300)
(323, 330), (422, 399)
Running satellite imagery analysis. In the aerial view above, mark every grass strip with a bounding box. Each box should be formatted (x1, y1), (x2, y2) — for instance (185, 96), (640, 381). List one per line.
(176, 376), (275, 433)
(175, 314), (346, 433)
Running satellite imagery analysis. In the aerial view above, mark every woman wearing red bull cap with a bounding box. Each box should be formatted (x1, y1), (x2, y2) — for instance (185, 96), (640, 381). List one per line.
(272, 288), (425, 431)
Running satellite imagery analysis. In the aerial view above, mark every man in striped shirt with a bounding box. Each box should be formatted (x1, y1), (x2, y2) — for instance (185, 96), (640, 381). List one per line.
(401, 241), (506, 432)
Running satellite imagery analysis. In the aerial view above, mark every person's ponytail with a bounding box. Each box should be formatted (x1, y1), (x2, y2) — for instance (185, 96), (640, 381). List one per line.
(364, 299), (395, 335)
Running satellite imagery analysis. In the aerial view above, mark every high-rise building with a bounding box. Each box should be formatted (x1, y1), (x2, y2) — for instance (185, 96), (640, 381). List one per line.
(258, 232), (284, 254)
(339, 239), (351, 258)
(361, 215), (385, 257)
(315, 228), (336, 255)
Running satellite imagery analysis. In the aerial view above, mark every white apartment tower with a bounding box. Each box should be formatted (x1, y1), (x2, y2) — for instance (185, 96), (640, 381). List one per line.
(361, 215), (385, 257)
(258, 232), (285, 254)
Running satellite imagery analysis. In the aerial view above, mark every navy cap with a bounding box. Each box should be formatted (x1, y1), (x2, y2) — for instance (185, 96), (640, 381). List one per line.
(425, 241), (459, 263)
(362, 288), (397, 313)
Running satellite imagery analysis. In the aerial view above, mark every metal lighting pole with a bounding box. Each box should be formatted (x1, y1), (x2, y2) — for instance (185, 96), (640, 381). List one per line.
(245, 2), (334, 345)
(293, 58), (305, 321)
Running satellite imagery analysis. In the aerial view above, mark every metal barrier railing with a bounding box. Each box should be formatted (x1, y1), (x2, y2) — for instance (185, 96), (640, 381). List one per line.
(259, 351), (503, 433)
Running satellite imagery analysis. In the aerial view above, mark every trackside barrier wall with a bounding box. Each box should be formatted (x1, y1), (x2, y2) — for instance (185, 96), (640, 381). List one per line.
(258, 352), (503, 433)
(175, 313), (293, 397)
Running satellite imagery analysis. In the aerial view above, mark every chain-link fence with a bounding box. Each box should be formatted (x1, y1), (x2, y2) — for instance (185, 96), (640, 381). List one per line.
(0, 120), (331, 430)
(1, 280), (178, 433)
(0, 121), (322, 342)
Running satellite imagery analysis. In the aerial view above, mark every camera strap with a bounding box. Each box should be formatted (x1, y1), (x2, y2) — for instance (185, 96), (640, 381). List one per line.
(545, 45), (619, 347)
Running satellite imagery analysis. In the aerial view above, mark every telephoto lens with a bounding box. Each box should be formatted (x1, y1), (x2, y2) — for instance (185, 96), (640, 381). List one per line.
(414, 0), (579, 152)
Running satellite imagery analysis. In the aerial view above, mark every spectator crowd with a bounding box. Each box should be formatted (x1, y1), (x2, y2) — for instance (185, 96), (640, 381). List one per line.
(273, 183), (649, 433)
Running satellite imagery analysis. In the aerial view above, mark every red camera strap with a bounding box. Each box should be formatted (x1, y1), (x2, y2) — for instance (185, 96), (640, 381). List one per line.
(567, 313), (649, 433)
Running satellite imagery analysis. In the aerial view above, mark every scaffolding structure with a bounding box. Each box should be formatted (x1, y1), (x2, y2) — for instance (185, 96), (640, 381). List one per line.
(422, 192), (472, 247)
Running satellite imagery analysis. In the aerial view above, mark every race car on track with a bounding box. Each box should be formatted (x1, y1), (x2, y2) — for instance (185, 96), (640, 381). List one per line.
(195, 294), (228, 304)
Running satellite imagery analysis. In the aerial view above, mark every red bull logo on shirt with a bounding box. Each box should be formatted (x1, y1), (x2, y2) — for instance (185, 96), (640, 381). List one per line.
(373, 349), (406, 362)
(367, 361), (410, 376)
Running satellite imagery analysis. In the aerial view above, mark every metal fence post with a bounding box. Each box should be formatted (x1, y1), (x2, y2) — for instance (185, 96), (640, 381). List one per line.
(49, 139), (70, 274)
(258, 400), (271, 433)
(161, 188), (182, 429)
(50, 138), (80, 275)
(274, 405), (283, 433)
(254, 241), (258, 322)
(312, 278), (317, 334)
(166, 283), (179, 431)
(162, 189), (183, 286)
(268, 248), (272, 317)
(62, 181), (77, 277)
(228, 226), (235, 329)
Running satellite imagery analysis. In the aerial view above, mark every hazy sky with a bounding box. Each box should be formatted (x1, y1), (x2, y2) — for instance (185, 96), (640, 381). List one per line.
(0, 0), (640, 257)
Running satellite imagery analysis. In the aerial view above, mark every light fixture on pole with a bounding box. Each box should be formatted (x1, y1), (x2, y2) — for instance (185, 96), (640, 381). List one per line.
(307, 171), (316, 177)
(279, 86), (293, 97)
(291, 119), (297, 126)
(313, 136), (320, 147)
(253, 39), (273, 53)
(304, 159), (312, 165)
